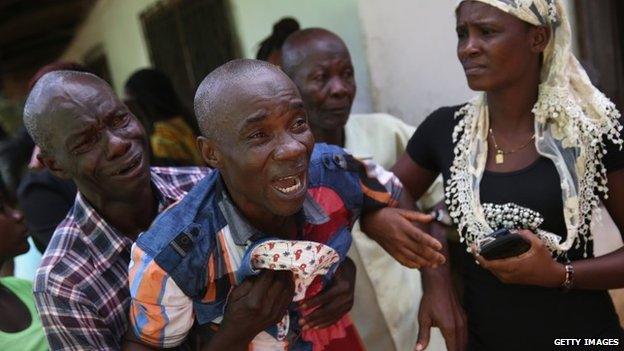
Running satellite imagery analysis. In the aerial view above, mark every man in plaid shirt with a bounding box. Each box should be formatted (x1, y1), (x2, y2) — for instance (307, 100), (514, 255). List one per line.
(23, 71), (209, 350)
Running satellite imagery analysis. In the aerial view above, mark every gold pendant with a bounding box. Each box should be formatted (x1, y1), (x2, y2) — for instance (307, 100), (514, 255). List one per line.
(495, 150), (504, 164)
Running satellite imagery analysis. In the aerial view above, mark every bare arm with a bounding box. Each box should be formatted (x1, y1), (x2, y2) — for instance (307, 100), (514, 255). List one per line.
(358, 154), (445, 267)
(392, 153), (467, 351)
(391, 153), (439, 201)
(572, 168), (624, 289)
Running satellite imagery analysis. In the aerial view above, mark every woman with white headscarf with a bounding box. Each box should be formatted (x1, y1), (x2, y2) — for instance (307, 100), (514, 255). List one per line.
(393, 0), (624, 349)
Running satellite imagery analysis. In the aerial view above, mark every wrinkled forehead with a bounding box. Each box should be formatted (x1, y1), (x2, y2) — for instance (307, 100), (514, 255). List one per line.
(309, 35), (349, 54)
(212, 73), (301, 134)
(298, 37), (351, 66)
(228, 72), (300, 113)
(51, 79), (121, 118)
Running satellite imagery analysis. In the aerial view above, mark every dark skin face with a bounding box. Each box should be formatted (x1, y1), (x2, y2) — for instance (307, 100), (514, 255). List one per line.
(387, 5), (551, 350)
(40, 80), (150, 200)
(456, 1), (545, 92)
(39, 78), (155, 237)
(288, 35), (355, 147)
(456, 1), (550, 173)
(453, 2), (624, 294)
(198, 71), (314, 235)
(0, 201), (31, 333)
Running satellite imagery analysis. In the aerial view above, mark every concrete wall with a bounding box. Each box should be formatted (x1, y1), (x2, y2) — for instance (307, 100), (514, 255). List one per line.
(358, 0), (472, 126)
(61, 0), (374, 113)
(61, 0), (577, 123)
(230, 0), (373, 113)
(358, 0), (578, 126)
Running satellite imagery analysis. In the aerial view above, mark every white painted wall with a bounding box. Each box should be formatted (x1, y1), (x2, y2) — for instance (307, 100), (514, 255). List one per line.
(358, 0), (579, 126)
(358, 0), (472, 126)
(62, 0), (159, 95)
(230, 0), (373, 113)
(60, 0), (576, 123)
(61, 0), (374, 113)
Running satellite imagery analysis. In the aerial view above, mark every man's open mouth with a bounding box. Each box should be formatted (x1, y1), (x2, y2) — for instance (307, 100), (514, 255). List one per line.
(115, 154), (141, 176)
(272, 174), (303, 195)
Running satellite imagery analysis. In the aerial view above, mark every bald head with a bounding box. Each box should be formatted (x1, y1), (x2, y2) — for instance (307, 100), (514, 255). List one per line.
(23, 71), (113, 153)
(194, 58), (298, 140)
(281, 28), (349, 77)
(279, 29), (356, 139)
(194, 59), (313, 220)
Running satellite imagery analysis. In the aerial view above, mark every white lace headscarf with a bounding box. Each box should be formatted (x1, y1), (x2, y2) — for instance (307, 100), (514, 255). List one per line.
(447, 0), (623, 257)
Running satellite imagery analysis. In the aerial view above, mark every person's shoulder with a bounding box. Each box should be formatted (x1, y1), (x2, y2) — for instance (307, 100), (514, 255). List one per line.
(308, 143), (368, 205)
(349, 112), (406, 125)
(17, 170), (71, 193)
(309, 143), (350, 166)
(349, 112), (414, 132)
(0, 276), (33, 291)
(17, 170), (53, 189)
(151, 166), (213, 195)
(310, 143), (362, 172)
(151, 166), (212, 179)
(425, 104), (465, 123)
(416, 104), (467, 135)
(137, 171), (221, 256)
(132, 174), (224, 299)
(34, 217), (90, 299)
(155, 169), (218, 217)
(312, 142), (345, 153)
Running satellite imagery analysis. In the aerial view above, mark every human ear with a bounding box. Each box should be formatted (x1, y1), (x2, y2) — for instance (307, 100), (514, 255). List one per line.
(38, 152), (71, 180)
(197, 136), (222, 169)
(530, 25), (550, 53)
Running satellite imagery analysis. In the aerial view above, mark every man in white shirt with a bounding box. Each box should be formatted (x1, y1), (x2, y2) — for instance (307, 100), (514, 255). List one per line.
(281, 28), (465, 351)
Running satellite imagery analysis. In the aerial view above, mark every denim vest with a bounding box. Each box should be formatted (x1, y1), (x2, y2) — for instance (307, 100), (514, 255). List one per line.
(135, 143), (364, 342)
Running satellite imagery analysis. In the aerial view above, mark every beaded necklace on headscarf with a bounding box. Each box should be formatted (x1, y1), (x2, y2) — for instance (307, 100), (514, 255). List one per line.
(447, 0), (623, 257)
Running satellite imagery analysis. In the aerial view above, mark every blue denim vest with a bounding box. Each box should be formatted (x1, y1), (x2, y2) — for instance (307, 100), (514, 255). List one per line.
(135, 143), (364, 347)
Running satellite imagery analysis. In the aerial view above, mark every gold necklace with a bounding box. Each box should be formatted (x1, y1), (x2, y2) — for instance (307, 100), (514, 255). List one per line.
(489, 128), (535, 164)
